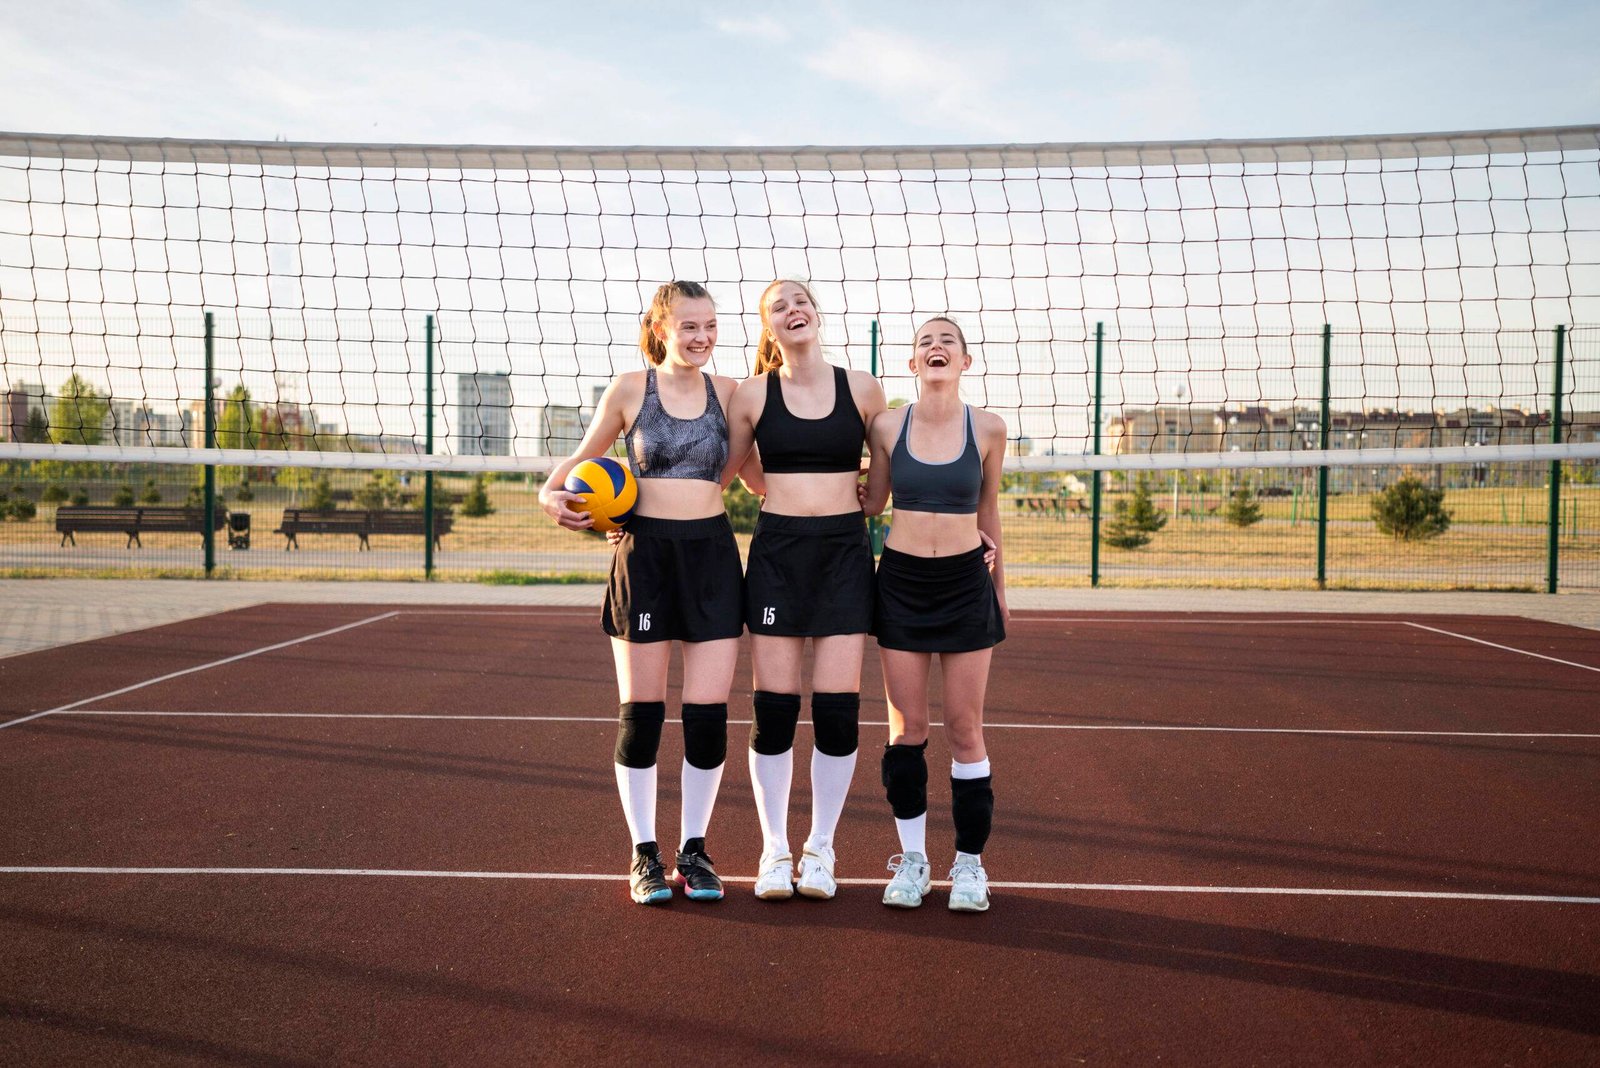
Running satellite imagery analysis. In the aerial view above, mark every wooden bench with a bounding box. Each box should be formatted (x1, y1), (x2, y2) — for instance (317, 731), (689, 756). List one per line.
(274, 508), (453, 550)
(55, 505), (227, 548)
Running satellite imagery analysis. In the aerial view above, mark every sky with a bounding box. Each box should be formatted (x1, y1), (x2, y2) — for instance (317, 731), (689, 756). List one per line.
(2, 0), (1597, 146)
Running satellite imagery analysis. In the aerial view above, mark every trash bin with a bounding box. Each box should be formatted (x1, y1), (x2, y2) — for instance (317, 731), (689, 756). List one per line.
(227, 511), (251, 550)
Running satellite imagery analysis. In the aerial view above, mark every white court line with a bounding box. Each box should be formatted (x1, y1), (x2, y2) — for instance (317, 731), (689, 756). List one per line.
(0, 611), (401, 731)
(50, 710), (1600, 739)
(392, 609), (592, 616)
(1403, 621), (1600, 674)
(0, 866), (1594, 904)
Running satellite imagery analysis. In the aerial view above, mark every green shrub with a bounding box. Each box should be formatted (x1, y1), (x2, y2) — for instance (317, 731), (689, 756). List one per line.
(722, 480), (761, 534)
(71, 488), (89, 507)
(354, 471), (401, 510)
(307, 475), (335, 511)
(1123, 478), (1168, 533)
(7, 497), (37, 522)
(459, 473), (495, 517)
(140, 478), (162, 504)
(234, 481), (254, 502)
(112, 484), (135, 507)
(1224, 486), (1263, 528)
(1371, 477), (1452, 541)
(41, 483), (68, 504)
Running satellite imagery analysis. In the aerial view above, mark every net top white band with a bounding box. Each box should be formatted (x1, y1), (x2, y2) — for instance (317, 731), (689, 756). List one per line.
(3, 125), (1598, 171)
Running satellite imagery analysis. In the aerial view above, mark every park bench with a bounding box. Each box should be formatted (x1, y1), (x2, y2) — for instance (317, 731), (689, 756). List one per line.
(274, 507), (453, 550)
(55, 505), (227, 548)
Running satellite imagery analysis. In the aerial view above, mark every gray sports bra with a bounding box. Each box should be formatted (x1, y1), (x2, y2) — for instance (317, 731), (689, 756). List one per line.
(625, 369), (729, 481)
(890, 404), (982, 514)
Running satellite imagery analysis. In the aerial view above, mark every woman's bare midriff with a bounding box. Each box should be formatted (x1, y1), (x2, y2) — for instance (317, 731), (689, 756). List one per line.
(634, 478), (727, 520)
(760, 471), (862, 517)
(883, 508), (982, 556)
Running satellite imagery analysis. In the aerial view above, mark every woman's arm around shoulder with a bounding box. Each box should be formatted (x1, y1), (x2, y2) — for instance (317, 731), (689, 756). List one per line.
(539, 373), (640, 530)
(973, 407), (1009, 620)
(860, 406), (904, 517)
(719, 373), (767, 491)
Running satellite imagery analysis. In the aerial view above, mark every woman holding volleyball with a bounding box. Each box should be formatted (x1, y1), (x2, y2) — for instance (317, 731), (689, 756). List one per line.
(722, 279), (887, 900)
(539, 280), (746, 906)
(860, 315), (1008, 912)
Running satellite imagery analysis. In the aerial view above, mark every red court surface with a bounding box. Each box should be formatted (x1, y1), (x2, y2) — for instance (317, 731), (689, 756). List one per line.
(2, 605), (1598, 1065)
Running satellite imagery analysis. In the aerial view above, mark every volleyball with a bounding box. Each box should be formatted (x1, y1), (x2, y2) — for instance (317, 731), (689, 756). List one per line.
(564, 457), (637, 533)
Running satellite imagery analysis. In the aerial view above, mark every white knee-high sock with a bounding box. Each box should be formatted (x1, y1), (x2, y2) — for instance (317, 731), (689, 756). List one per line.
(614, 763), (657, 847)
(679, 758), (725, 846)
(749, 748), (793, 859)
(806, 748), (857, 852)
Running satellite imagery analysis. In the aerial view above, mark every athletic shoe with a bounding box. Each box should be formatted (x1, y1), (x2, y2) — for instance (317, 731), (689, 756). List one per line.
(629, 843), (672, 905)
(796, 843), (838, 900)
(947, 853), (990, 913)
(672, 838), (724, 902)
(882, 851), (932, 909)
(753, 851), (795, 900)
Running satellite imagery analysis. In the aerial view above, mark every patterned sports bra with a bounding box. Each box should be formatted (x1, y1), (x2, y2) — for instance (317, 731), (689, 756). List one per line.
(624, 369), (729, 481)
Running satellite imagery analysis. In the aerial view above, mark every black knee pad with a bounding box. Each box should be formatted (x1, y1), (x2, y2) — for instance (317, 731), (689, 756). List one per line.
(811, 691), (860, 757)
(613, 701), (665, 769)
(951, 774), (995, 855)
(881, 742), (929, 819)
(749, 691), (801, 756)
(681, 702), (728, 770)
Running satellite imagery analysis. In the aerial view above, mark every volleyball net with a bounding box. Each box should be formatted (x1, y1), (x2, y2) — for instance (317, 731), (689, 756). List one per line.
(0, 127), (1597, 587)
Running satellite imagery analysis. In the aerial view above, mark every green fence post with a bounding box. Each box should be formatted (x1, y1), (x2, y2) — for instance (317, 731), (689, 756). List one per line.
(424, 314), (436, 580)
(868, 318), (884, 556)
(1546, 324), (1566, 594)
(203, 311), (216, 577)
(1090, 322), (1104, 588)
(1316, 323), (1331, 589)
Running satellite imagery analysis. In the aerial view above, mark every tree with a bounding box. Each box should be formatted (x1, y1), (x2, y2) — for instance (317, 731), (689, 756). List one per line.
(1371, 477), (1452, 542)
(41, 483), (68, 504)
(1223, 486), (1263, 528)
(1123, 477), (1168, 533)
(49, 375), (109, 446)
(140, 478), (162, 504)
(24, 406), (50, 443)
(112, 484), (135, 507)
(459, 473), (495, 517)
(1103, 503), (1152, 549)
(307, 474), (335, 511)
(354, 470), (403, 509)
(216, 384), (257, 485)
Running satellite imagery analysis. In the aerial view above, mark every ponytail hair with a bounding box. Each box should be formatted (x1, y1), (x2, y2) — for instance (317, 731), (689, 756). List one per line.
(639, 280), (713, 366)
(754, 278), (821, 375)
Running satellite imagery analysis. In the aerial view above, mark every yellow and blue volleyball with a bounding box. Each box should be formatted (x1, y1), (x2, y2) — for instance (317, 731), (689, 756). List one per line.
(564, 456), (637, 533)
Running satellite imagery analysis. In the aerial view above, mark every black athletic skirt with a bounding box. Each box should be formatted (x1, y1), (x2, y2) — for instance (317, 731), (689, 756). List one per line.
(745, 511), (874, 637)
(872, 544), (1005, 653)
(603, 515), (745, 644)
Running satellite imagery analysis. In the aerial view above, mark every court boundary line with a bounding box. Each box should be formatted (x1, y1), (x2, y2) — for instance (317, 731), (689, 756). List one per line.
(0, 611), (401, 731)
(1401, 621), (1600, 674)
(45, 710), (1600, 739)
(0, 866), (1594, 904)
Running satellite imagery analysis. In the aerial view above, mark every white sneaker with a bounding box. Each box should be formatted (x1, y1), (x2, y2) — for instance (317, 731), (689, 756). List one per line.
(796, 843), (837, 900)
(754, 852), (794, 900)
(882, 852), (932, 909)
(947, 853), (990, 912)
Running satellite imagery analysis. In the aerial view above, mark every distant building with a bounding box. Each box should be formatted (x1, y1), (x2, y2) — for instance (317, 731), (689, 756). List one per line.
(5, 382), (45, 443)
(108, 399), (183, 447)
(456, 373), (512, 456)
(534, 405), (584, 457)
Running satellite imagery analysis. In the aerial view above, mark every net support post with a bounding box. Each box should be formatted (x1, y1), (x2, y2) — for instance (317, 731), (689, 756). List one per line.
(868, 318), (884, 557)
(1546, 324), (1566, 594)
(1316, 324), (1331, 589)
(1090, 321), (1104, 588)
(424, 314), (436, 580)
(203, 311), (216, 577)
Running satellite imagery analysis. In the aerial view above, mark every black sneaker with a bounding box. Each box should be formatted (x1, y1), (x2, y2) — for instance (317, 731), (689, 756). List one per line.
(672, 838), (725, 901)
(629, 842), (672, 905)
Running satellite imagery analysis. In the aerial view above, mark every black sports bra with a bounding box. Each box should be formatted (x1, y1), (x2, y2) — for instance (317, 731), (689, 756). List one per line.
(754, 365), (866, 474)
(890, 404), (983, 514)
(624, 368), (729, 481)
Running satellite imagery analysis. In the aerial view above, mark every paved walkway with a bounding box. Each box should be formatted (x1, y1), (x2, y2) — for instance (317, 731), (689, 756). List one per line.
(3, 578), (1598, 659)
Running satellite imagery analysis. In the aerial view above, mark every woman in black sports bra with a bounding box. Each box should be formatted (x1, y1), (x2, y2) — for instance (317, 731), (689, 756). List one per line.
(539, 281), (751, 907)
(861, 315), (1009, 914)
(722, 279), (887, 902)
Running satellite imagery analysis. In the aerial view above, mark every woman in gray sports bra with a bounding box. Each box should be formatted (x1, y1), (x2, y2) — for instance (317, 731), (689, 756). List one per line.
(860, 315), (1010, 914)
(539, 281), (751, 907)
